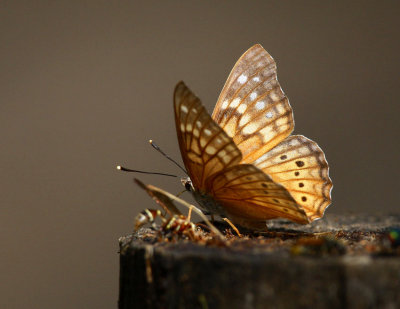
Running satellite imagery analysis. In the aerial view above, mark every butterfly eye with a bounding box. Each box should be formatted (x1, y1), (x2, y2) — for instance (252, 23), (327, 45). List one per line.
(180, 177), (193, 192)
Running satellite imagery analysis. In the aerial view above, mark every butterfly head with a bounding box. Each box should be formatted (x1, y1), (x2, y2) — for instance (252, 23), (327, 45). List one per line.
(180, 177), (194, 192)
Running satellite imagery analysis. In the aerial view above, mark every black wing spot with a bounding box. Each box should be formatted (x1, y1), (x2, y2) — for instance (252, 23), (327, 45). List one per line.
(263, 190), (269, 194)
(280, 155), (287, 160)
(294, 172), (300, 176)
(246, 176), (252, 180)
(273, 199), (279, 203)
(296, 160), (305, 167)
(261, 183), (268, 188)
(301, 196), (307, 202)
(284, 208), (288, 212)
(299, 182), (304, 188)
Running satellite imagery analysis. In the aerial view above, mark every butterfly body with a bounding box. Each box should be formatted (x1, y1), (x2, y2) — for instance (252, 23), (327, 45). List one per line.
(192, 188), (227, 217)
(174, 44), (332, 230)
(181, 176), (227, 217)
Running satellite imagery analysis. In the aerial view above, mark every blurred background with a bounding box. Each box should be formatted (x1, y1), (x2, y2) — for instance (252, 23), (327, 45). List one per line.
(1, 1), (399, 308)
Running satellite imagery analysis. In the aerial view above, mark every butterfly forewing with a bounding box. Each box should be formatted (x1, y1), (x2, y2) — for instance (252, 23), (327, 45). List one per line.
(174, 82), (242, 191)
(212, 44), (294, 163)
(253, 135), (332, 220)
(205, 164), (309, 226)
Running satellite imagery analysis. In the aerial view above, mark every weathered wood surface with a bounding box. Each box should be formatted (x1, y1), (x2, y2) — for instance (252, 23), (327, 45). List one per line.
(119, 214), (400, 309)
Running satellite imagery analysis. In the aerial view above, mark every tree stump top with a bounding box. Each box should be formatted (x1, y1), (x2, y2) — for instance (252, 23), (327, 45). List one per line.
(119, 214), (400, 309)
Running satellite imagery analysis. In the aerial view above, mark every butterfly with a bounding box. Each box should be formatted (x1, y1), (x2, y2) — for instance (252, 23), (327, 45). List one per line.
(174, 44), (332, 230)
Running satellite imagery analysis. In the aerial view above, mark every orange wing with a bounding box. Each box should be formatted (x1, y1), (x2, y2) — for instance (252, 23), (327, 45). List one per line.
(174, 82), (242, 191)
(205, 164), (309, 228)
(174, 45), (332, 226)
(253, 135), (332, 221)
(212, 44), (294, 163)
(211, 44), (332, 222)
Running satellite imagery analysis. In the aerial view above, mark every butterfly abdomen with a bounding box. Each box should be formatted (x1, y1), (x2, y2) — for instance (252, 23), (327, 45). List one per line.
(191, 190), (228, 218)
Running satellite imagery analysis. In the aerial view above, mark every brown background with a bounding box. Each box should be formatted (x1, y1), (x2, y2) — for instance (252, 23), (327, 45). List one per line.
(1, 1), (399, 308)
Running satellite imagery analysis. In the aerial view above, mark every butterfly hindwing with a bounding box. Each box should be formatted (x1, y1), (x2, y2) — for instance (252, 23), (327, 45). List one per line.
(174, 82), (242, 191)
(212, 44), (294, 163)
(253, 135), (332, 221)
(205, 164), (309, 226)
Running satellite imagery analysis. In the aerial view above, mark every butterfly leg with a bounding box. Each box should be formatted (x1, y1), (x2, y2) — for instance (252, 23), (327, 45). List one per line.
(187, 205), (194, 221)
(222, 217), (242, 237)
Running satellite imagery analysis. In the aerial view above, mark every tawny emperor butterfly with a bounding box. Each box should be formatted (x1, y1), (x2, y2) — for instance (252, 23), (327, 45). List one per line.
(174, 44), (332, 230)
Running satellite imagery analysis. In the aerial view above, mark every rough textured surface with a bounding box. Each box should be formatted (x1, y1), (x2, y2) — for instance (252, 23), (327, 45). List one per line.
(119, 214), (400, 309)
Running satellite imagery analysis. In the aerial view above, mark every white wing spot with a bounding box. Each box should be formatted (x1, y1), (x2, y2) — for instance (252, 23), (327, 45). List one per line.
(270, 91), (280, 101)
(253, 76), (260, 82)
(200, 138), (207, 147)
(275, 118), (286, 127)
(224, 122), (235, 136)
(238, 74), (248, 84)
(266, 111), (273, 119)
(204, 129), (212, 135)
(250, 92), (257, 100)
(193, 129), (200, 137)
(237, 104), (247, 114)
(242, 123), (258, 135)
(239, 114), (250, 127)
(206, 146), (217, 155)
(180, 124), (185, 132)
(221, 100), (229, 109)
(222, 155), (231, 164)
(186, 124), (193, 131)
(230, 98), (241, 108)
(259, 126), (273, 141)
(277, 104), (285, 114)
(196, 120), (202, 128)
(226, 144), (236, 153)
(215, 137), (223, 144)
(290, 139), (301, 147)
(255, 101), (265, 110)
(181, 105), (188, 113)
(295, 147), (306, 155)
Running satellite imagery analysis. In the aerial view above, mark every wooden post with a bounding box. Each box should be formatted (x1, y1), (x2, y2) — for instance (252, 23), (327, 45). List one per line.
(119, 214), (400, 309)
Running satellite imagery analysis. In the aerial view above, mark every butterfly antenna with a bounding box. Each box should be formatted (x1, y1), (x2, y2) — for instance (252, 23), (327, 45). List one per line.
(116, 165), (178, 178)
(149, 140), (188, 175)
